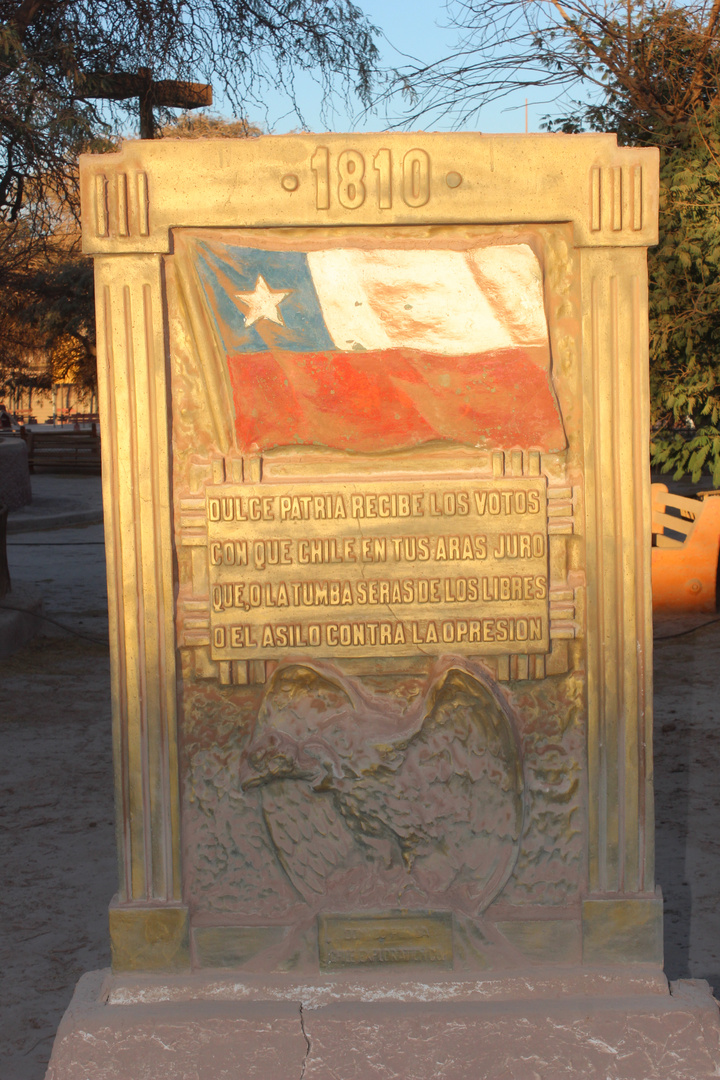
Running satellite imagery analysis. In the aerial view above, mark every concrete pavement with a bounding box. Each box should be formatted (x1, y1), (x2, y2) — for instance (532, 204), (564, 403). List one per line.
(7, 473), (103, 534)
(1, 475), (107, 657)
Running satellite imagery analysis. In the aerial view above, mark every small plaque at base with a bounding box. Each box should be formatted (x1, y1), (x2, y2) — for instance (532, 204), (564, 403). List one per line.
(318, 912), (453, 969)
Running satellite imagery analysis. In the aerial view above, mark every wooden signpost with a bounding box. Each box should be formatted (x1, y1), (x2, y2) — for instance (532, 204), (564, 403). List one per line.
(82, 67), (212, 138)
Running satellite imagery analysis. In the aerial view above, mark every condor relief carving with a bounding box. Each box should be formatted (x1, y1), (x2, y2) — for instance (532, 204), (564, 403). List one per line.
(240, 664), (523, 917)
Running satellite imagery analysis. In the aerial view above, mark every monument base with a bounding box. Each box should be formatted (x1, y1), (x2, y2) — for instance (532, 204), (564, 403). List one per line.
(46, 968), (720, 1079)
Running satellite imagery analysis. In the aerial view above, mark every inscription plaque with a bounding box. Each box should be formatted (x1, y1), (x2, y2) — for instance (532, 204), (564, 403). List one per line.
(207, 477), (549, 659)
(318, 913), (454, 969)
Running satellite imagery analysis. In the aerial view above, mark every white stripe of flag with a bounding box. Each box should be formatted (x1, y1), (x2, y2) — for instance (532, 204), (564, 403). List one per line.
(306, 244), (548, 357)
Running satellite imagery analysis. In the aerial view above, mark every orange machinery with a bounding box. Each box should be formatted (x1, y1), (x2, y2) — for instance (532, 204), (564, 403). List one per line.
(651, 483), (720, 613)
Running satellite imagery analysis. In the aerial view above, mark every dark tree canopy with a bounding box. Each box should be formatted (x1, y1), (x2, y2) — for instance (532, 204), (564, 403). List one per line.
(391, 0), (720, 483)
(537, 6), (720, 483)
(0, 0), (380, 401)
(392, 0), (720, 131)
(1, 0), (379, 237)
(647, 124), (720, 484)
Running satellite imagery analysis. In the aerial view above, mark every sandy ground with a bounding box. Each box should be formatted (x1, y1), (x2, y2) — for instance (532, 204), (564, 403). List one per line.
(1, 475), (719, 1080)
(1, 481), (114, 1080)
(0, 638), (115, 1080)
(654, 618), (720, 987)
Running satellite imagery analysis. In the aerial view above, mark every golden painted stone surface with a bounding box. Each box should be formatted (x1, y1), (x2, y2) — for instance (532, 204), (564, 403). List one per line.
(79, 132), (659, 974)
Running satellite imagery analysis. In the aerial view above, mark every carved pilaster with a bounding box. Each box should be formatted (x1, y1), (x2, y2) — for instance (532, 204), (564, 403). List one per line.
(581, 248), (654, 897)
(94, 254), (182, 907)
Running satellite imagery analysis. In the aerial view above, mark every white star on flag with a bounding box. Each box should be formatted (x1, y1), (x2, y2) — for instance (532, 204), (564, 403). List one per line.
(235, 275), (291, 327)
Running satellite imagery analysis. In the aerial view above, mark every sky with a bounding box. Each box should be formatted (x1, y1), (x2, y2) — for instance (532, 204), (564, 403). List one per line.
(213, 0), (552, 137)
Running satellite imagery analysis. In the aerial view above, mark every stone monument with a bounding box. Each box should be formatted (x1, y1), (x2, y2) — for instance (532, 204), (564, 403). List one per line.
(47, 132), (720, 1078)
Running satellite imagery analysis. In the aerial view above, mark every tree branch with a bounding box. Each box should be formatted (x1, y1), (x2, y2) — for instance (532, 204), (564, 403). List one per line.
(675, 0), (720, 114)
(6, 0), (58, 36)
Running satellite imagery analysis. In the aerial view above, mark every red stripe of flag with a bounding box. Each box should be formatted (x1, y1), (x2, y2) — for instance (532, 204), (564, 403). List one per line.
(227, 348), (566, 454)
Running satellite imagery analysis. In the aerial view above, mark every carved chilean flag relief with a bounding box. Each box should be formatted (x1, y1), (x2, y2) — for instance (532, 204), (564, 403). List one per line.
(192, 239), (566, 454)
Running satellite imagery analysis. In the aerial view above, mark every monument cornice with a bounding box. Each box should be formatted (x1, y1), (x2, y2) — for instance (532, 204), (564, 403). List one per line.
(80, 132), (659, 254)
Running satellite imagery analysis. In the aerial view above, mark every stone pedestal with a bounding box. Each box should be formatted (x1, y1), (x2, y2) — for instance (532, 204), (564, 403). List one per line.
(47, 969), (720, 1080)
(0, 436), (31, 512)
(46, 130), (719, 1077)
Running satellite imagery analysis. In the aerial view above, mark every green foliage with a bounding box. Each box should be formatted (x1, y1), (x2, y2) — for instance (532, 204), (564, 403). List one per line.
(649, 119), (720, 484)
(395, 0), (720, 483)
(549, 92), (720, 485)
(538, 2), (720, 484)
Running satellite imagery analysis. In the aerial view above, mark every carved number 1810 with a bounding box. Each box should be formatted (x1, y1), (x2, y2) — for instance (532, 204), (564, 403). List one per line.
(310, 147), (430, 211)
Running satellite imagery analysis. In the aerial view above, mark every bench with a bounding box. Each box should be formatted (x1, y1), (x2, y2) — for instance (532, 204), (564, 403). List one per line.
(22, 428), (101, 473)
(651, 483), (720, 612)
